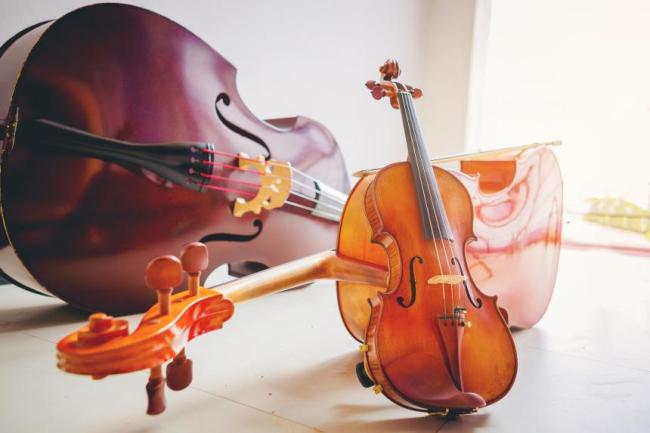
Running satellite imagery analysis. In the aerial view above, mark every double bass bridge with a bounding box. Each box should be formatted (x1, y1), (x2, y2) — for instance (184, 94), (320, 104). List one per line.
(232, 153), (292, 217)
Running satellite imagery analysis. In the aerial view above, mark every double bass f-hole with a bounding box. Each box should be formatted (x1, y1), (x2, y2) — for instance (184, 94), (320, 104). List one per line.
(450, 256), (482, 309)
(397, 255), (423, 308)
(214, 93), (272, 160)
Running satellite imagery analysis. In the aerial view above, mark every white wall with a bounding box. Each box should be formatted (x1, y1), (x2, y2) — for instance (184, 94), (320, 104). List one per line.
(479, 0), (650, 206)
(0, 0), (480, 177)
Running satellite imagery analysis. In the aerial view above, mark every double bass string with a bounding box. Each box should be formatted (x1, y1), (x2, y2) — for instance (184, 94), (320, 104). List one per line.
(197, 182), (342, 221)
(201, 159), (348, 208)
(202, 149), (348, 206)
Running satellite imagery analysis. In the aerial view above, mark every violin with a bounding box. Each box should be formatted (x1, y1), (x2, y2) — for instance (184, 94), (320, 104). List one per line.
(343, 60), (517, 413)
(0, 3), (349, 314)
(58, 62), (517, 417)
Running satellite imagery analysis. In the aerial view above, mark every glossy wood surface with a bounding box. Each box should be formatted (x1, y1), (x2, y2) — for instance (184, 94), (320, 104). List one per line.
(337, 146), (562, 341)
(0, 4), (349, 314)
(359, 162), (516, 412)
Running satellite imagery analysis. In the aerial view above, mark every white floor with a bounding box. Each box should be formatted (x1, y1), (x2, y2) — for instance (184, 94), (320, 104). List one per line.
(1, 247), (649, 433)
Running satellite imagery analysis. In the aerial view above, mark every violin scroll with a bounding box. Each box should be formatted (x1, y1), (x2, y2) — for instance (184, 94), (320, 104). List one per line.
(366, 59), (422, 109)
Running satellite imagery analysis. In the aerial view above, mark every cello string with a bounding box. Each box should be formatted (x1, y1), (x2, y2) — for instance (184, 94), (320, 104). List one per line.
(400, 90), (447, 319)
(406, 94), (461, 320)
(198, 172), (344, 213)
(197, 183), (342, 219)
(201, 160), (347, 205)
(202, 150), (348, 205)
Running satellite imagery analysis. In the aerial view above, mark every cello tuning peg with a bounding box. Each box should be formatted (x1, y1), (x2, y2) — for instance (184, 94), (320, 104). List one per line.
(145, 255), (183, 316)
(146, 365), (166, 415)
(166, 349), (193, 391)
(181, 242), (209, 296)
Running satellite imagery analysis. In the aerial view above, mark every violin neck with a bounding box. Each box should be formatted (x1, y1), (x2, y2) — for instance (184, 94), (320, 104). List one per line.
(397, 91), (453, 240)
(217, 250), (387, 304)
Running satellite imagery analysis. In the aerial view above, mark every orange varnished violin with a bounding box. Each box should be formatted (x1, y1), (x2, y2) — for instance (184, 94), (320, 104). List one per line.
(58, 61), (517, 416)
(343, 61), (517, 413)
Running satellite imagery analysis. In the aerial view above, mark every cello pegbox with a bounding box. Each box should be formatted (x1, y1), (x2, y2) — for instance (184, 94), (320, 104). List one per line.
(145, 255), (183, 316)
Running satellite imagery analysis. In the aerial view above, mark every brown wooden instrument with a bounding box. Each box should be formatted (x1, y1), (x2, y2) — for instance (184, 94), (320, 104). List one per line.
(0, 4), (349, 314)
(346, 60), (516, 413)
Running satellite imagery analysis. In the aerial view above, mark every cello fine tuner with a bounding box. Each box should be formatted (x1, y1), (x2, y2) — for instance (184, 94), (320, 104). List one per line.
(56, 242), (234, 415)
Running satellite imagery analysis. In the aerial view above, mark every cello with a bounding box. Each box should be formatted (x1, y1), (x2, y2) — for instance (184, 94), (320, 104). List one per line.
(57, 62), (517, 417)
(0, 3), (349, 314)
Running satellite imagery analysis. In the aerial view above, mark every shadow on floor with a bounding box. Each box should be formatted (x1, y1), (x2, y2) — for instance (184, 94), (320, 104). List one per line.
(0, 303), (87, 333)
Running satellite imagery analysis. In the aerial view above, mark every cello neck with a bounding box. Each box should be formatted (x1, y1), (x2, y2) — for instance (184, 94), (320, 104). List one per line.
(215, 250), (387, 304)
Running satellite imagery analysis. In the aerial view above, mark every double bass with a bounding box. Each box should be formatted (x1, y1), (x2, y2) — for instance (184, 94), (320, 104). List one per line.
(0, 3), (349, 314)
(58, 62), (517, 417)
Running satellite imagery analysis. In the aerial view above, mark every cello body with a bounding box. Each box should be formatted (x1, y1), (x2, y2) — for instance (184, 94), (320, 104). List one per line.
(0, 4), (349, 314)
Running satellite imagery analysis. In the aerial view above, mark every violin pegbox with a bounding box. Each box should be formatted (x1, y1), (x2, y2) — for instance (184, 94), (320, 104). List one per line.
(365, 59), (422, 109)
(56, 242), (234, 415)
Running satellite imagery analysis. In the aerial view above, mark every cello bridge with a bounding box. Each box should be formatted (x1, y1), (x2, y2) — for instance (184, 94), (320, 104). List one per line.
(232, 153), (292, 217)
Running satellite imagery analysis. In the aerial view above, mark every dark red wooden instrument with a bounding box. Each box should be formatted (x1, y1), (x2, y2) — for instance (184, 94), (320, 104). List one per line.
(0, 4), (349, 314)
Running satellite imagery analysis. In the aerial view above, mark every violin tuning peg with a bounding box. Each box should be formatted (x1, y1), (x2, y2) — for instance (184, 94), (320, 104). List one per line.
(166, 349), (193, 391)
(371, 86), (386, 100)
(379, 59), (400, 80)
(365, 80), (377, 90)
(181, 242), (208, 296)
(145, 255), (183, 315)
(146, 365), (166, 415)
(410, 87), (423, 99)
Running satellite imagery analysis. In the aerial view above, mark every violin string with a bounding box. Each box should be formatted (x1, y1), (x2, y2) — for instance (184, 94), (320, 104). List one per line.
(197, 172), (343, 213)
(407, 94), (462, 320)
(400, 90), (447, 319)
(201, 150), (348, 205)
